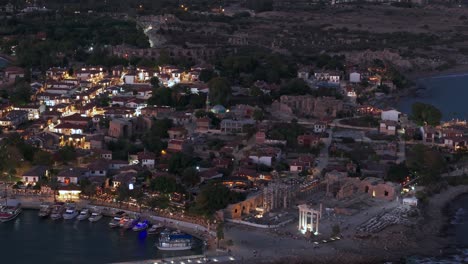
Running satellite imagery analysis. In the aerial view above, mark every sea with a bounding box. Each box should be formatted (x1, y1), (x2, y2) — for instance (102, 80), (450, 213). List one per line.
(0, 210), (202, 264)
(397, 73), (468, 120)
(406, 194), (468, 264)
(0, 57), (8, 68)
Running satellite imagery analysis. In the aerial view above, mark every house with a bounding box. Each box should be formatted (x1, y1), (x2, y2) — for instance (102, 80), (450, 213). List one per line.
(199, 168), (223, 182)
(314, 122), (327, 133)
(381, 109), (401, 122)
(53, 123), (86, 135)
(3, 66), (25, 82)
(248, 146), (282, 167)
(57, 167), (87, 185)
(290, 155), (315, 172)
(255, 131), (266, 144)
(109, 160), (130, 170)
(379, 120), (398, 135)
(443, 136), (468, 151)
(297, 134), (321, 148)
(13, 104), (46, 120)
(220, 119), (255, 134)
(420, 126), (436, 144)
(196, 117), (210, 132)
(0, 110), (28, 129)
(349, 72), (361, 83)
(98, 150), (112, 160)
(22, 166), (49, 185)
(137, 151), (156, 169)
(60, 113), (91, 126)
(86, 160), (108, 177)
(361, 177), (400, 201)
(112, 172), (137, 188)
(167, 139), (186, 153)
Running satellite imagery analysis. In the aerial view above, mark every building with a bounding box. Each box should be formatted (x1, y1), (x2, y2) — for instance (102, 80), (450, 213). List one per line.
(379, 120), (398, 135)
(274, 95), (344, 119)
(108, 119), (132, 138)
(381, 109), (401, 122)
(298, 204), (321, 235)
(349, 72), (361, 83)
(220, 119), (255, 134)
(22, 166), (49, 185)
(297, 134), (321, 148)
(137, 151), (156, 169)
(0, 110), (28, 129)
(57, 167), (87, 185)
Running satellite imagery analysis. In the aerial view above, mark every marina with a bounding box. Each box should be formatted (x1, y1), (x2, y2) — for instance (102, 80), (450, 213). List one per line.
(0, 209), (204, 264)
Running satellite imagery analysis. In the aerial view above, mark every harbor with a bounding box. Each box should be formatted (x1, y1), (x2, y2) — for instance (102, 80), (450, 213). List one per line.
(0, 208), (207, 264)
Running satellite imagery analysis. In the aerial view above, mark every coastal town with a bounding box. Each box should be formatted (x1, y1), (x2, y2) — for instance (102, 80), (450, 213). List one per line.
(0, 1), (468, 264)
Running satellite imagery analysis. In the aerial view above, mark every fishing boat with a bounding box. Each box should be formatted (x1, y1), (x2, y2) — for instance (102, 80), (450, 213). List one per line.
(76, 209), (90, 221)
(0, 200), (22, 222)
(38, 203), (52, 218)
(50, 202), (66, 220)
(147, 223), (164, 235)
(156, 231), (193, 251)
(109, 211), (126, 228)
(88, 211), (103, 222)
(132, 220), (149, 232)
(122, 215), (140, 229)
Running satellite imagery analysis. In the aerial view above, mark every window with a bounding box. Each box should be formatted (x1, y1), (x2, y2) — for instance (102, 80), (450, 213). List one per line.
(365, 186), (369, 193)
(384, 191), (389, 196)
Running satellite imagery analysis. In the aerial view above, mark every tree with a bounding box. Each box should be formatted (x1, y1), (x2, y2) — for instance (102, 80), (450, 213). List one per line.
(33, 150), (53, 166)
(132, 188), (146, 212)
(208, 77), (232, 106)
(386, 163), (410, 183)
(116, 184), (131, 206)
(168, 152), (195, 175)
(150, 76), (160, 88)
(279, 78), (310, 96)
(150, 176), (177, 193)
(181, 167), (200, 187)
(147, 87), (172, 106)
(411, 102), (442, 126)
(192, 184), (246, 216)
(199, 69), (216, 83)
(253, 108), (264, 121)
(406, 144), (446, 185)
(331, 224), (341, 236)
(145, 195), (169, 210)
(57, 146), (77, 164)
(10, 79), (32, 106)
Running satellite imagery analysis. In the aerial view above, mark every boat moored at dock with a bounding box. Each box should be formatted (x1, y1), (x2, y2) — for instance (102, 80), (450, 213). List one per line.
(109, 211), (126, 228)
(50, 202), (66, 220)
(0, 200), (22, 222)
(156, 231), (193, 251)
(38, 203), (52, 218)
(76, 209), (90, 221)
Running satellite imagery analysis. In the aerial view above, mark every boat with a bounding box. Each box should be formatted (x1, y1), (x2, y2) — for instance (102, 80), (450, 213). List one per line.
(62, 204), (79, 220)
(147, 223), (164, 235)
(132, 220), (149, 232)
(50, 202), (66, 220)
(156, 231), (193, 251)
(38, 203), (52, 218)
(88, 211), (103, 222)
(122, 215), (140, 229)
(109, 211), (126, 228)
(76, 209), (90, 221)
(0, 200), (22, 222)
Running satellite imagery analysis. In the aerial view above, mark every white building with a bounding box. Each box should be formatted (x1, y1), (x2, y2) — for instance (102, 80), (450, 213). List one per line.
(381, 109), (401, 122)
(349, 72), (361, 83)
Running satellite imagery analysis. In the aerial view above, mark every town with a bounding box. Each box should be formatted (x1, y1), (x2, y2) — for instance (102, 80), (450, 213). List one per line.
(0, 1), (468, 264)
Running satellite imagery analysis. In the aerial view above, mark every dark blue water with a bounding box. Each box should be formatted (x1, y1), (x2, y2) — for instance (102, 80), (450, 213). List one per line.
(0, 210), (201, 264)
(0, 57), (8, 68)
(397, 74), (468, 120)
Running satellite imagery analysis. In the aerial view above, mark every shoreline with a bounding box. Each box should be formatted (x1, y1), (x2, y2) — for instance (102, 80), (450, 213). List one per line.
(406, 64), (468, 80)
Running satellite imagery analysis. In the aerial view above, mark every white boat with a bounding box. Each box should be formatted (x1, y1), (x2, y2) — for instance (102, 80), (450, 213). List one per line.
(63, 206), (79, 220)
(0, 200), (22, 222)
(109, 211), (126, 228)
(88, 211), (103, 222)
(76, 209), (90, 221)
(132, 220), (149, 232)
(156, 231), (193, 251)
(50, 202), (66, 220)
